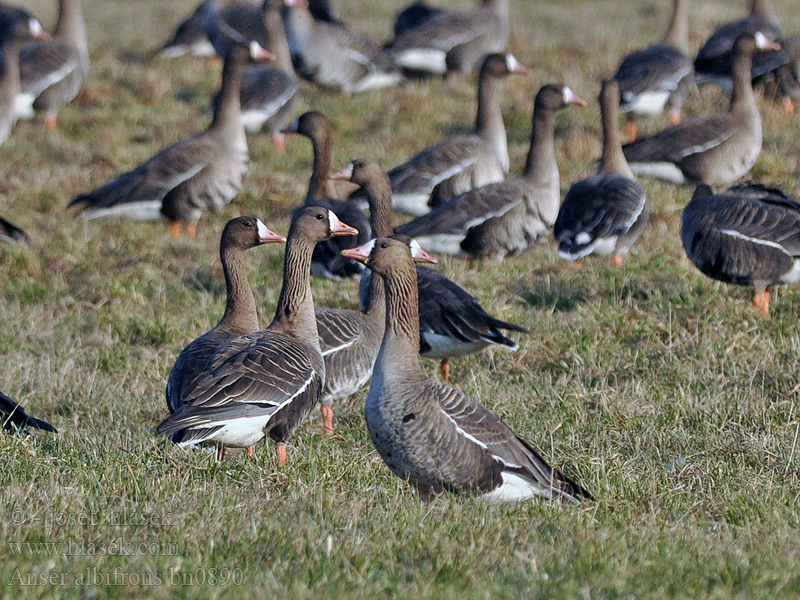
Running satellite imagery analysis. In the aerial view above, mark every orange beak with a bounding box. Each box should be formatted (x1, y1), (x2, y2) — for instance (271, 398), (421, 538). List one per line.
(256, 219), (286, 244)
(328, 211), (358, 237)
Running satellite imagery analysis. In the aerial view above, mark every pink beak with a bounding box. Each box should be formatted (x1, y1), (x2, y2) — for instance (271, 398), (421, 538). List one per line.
(564, 87), (587, 106)
(341, 244), (371, 264)
(329, 164), (354, 181)
(409, 240), (437, 264)
(329, 212), (359, 237)
(249, 41), (275, 61)
(256, 219), (286, 244)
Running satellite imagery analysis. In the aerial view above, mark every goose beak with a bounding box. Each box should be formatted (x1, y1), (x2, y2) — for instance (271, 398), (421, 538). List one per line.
(563, 87), (587, 106)
(249, 41), (275, 61)
(409, 240), (437, 264)
(256, 219), (286, 244)
(329, 164), (354, 181)
(29, 19), (51, 41)
(755, 31), (781, 51)
(328, 211), (359, 237)
(505, 54), (531, 75)
(342, 239), (375, 264)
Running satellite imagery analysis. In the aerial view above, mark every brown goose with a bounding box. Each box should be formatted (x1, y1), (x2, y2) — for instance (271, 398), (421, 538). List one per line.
(345, 237), (592, 503)
(157, 207), (358, 463)
(613, 0), (694, 142)
(554, 79), (647, 264)
(18, 0), (89, 130)
(681, 182), (800, 316)
(396, 84), (586, 259)
(69, 41), (273, 238)
(623, 33), (779, 186)
(1, 390), (57, 434)
(166, 216), (285, 415)
(0, 215), (31, 246)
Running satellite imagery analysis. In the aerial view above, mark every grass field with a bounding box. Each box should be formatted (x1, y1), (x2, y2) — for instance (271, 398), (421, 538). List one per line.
(4, 0), (800, 597)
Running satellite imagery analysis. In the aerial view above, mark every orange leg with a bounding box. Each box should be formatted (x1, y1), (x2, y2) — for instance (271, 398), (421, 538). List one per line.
(187, 224), (198, 238)
(276, 443), (287, 465)
(753, 289), (771, 316)
(170, 222), (181, 239)
(439, 359), (451, 383)
(321, 405), (334, 435)
(273, 133), (286, 153)
(626, 120), (637, 143)
(669, 111), (681, 125)
(784, 98), (795, 116)
(247, 446), (254, 456)
(612, 255), (623, 266)
(44, 116), (58, 130)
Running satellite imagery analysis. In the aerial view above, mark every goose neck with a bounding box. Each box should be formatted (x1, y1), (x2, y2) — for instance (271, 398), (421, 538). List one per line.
(307, 127), (334, 200)
(211, 54), (244, 133)
(523, 106), (557, 179)
(662, 0), (689, 52)
(476, 69), (508, 170)
(272, 233), (319, 345)
(365, 178), (395, 238)
(599, 87), (634, 179)
(219, 244), (259, 332)
(55, 0), (88, 55)
(264, 3), (295, 75)
(729, 45), (757, 115)
(379, 263), (424, 372)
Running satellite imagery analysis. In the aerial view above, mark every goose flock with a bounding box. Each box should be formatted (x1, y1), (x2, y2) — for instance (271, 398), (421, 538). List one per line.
(3, 0), (800, 505)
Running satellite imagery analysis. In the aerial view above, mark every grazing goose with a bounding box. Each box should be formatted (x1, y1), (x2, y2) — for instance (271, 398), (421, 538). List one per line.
(337, 158), (526, 382)
(157, 207), (358, 463)
(613, 0), (694, 142)
(681, 182), (800, 316)
(622, 33), (778, 186)
(393, 1), (445, 37)
(159, 1), (216, 58)
(204, 0), (269, 60)
(166, 216), (285, 415)
(350, 53), (529, 217)
(69, 41), (273, 238)
(1, 391), (56, 434)
(281, 0), (401, 93)
(18, 0), (88, 130)
(345, 237), (592, 503)
(554, 79), (647, 264)
(284, 112), (371, 280)
(397, 84), (586, 259)
(388, 0), (509, 77)
(0, 215), (31, 246)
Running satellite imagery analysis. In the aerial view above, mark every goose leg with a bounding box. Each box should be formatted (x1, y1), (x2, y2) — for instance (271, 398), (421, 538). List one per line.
(44, 116), (58, 130)
(187, 224), (198, 238)
(247, 446), (254, 456)
(170, 222), (181, 238)
(625, 120), (637, 143)
(668, 111), (681, 125)
(439, 359), (451, 383)
(321, 405), (334, 435)
(612, 255), (623, 266)
(784, 98), (795, 116)
(753, 287), (771, 316)
(276, 443), (287, 465)
(273, 133), (286, 153)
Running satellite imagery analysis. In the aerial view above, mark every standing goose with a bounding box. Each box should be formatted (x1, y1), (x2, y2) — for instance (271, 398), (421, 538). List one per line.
(681, 182), (800, 316)
(0, 215), (31, 246)
(343, 237), (592, 503)
(18, 0), (89, 130)
(622, 33), (779, 186)
(157, 207), (358, 463)
(1, 391), (57, 434)
(396, 84), (586, 259)
(166, 216), (285, 415)
(159, 1), (216, 58)
(554, 79), (647, 264)
(613, 0), (694, 142)
(284, 112), (371, 280)
(69, 41), (273, 238)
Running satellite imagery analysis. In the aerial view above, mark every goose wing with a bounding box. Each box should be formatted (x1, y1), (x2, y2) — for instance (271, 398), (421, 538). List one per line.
(615, 44), (692, 97)
(622, 114), (736, 163)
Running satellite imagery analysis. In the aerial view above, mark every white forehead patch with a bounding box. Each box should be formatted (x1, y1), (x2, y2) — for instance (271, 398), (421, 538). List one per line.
(505, 54), (522, 72)
(563, 86), (577, 103)
(361, 239), (377, 256)
(29, 19), (42, 37)
(328, 210), (339, 230)
(409, 239), (422, 258)
(754, 31), (768, 49)
(256, 218), (270, 239)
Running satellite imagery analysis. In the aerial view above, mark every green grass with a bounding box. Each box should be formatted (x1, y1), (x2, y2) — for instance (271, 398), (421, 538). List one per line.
(4, 0), (800, 597)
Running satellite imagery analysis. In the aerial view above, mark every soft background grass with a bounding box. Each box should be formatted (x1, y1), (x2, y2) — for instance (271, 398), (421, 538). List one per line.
(3, 0), (800, 597)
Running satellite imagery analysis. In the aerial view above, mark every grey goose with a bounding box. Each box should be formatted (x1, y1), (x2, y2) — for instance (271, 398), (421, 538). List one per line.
(622, 32), (779, 186)
(554, 79), (647, 264)
(159, 1), (216, 58)
(69, 41), (273, 238)
(393, 1), (445, 38)
(681, 182), (800, 316)
(0, 215), (31, 246)
(203, 0), (269, 60)
(157, 207), (358, 462)
(1, 390), (57, 434)
(345, 237), (592, 503)
(396, 84), (586, 259)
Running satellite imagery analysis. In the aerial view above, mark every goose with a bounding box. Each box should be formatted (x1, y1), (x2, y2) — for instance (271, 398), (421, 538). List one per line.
(283, 112), (371, 280)
(0, 215), (31, 246)
(1, 390), (57, 434)
(554, 79), (647, 264)
(613, 0), (694, 142)
(388, 0), (509, 77)
(307, 0), (339, 23)
(681, 182), (800, 316)
(393, 1), (444, 37)
(281, 0), (401, 93)
(349, 53), (529, 217)
(203, 0), (269, 60)
(159, 1), (216, 58)
(166, 216), (286, 415)
(69, 41), (273, 238)
(344, 237), (593, 503)
(18, 0), (89, 130)
(622, 33), (779, 186)
(396, 84), (586, 259)
(335, 158), (526, 382)
(157, 207), (358, 463)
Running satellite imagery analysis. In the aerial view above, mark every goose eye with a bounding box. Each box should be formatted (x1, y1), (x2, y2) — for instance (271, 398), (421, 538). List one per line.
(380, 242), (388, 248)
(244, 221), (253, 227)
(316, 213), (324, 220)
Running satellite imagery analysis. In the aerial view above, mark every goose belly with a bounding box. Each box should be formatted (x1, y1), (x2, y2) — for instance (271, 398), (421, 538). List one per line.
(480, 472), (553, 503)
(780, 259), (800, 284)
(622, 90), (670, 116)
(420, 333), (488, 359)
(394, 49), (447, 74)
(392, 192), (433, 217)
(414, 233), (466, 256)
(179, 416), (270, 448)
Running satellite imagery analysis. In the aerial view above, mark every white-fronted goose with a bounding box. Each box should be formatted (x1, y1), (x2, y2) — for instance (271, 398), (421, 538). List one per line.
(388, 0), (509, 76)
(69, 41), (273, 238)
(159, 1), (216, 58)
(203, 0), (269, 60)
(681, 182), (800, 316)
(397, 84), (586, 259)
(18, 0), (89, 130)
(623, 33), (778, 186)
(393, 1), (445, 37)
(346, 237), (592, 503)
(0, 215), (31, 246)
(349, 53), (528, 217)
(284, 112), (370, 280)
(1, 390), (57, 434)
(281, 0), (401, 93)
(157, 207), (358, 462)
(166, 216), (285, 415)
(555, 79), (647, 264)
(613, 0), (694, 142)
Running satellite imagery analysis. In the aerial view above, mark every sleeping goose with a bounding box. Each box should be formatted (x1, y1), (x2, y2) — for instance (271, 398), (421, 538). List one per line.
(69, 41), (273, 238)
(284, 112), (371, 280)
(343, 237), (593, 503)
(396, 84), (586, 259)
(159, 1), (216, 58)
(681, 182), (800, 316)
(393, 0), (445, 37)
(18, 0), (89, 130)
(622, 32), (779, 186)
(613, 0), (694, 142)
(554, 79), (647, 264)
(0, 215), (31, 246)
(166, 216), (285, 415)
(157, 207), (358, 463)
(349, 53), (529, 217)
(1, 390), (57, 434)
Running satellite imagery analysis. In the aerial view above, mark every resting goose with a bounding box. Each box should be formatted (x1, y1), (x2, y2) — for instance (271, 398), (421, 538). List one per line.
(396, 84), (586, 259)
(393, 1), (445, 37)
(159, 1), (216, 58)
(345, 237), (592, 503)
(0, 215), (31, 246)
(681, 182), (800, 316)
(622, 33), (778, 186)
(613, 0), (694, 142)
(554, 79), (647, 264)
(1, 390), (57, 434)
(166, 216), (285, 415)
(350, 53), (529, 217)
(284, 112), (371, 280)
(157, 207), (358, 462)
(204, 0), (269, 60)
(69, 41), (273, 238)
